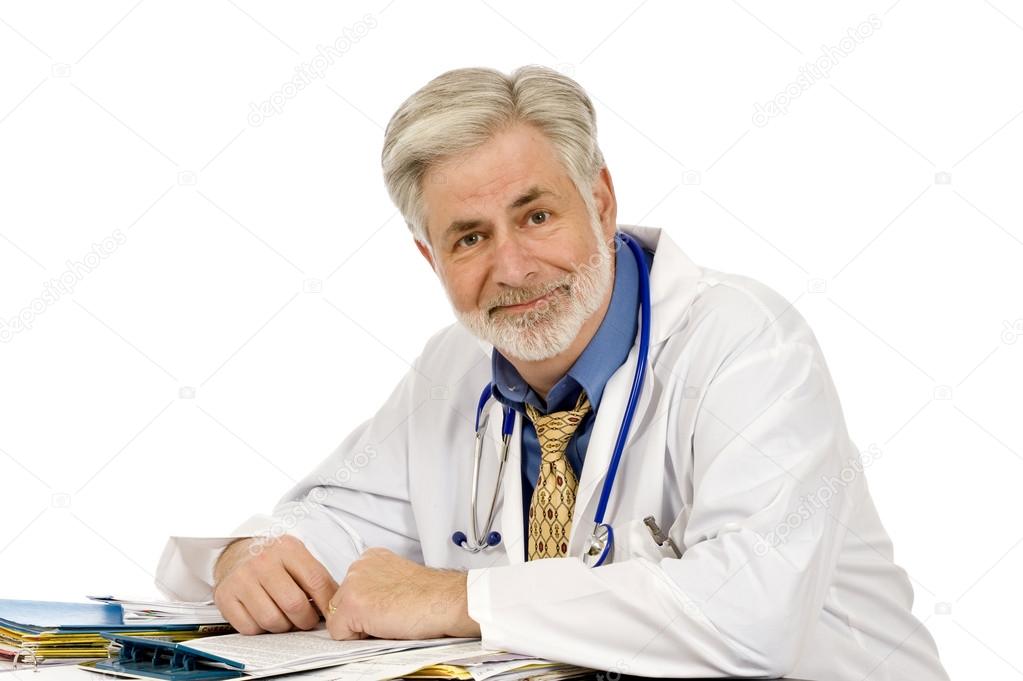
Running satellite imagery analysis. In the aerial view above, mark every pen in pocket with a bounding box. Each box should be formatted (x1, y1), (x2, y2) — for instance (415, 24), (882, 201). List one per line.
(643, 515), (682, 558)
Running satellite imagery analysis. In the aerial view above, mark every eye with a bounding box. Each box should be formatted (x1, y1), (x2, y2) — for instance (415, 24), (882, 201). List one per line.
(529, 210), (551, 225)
(457, 233), (481, 249)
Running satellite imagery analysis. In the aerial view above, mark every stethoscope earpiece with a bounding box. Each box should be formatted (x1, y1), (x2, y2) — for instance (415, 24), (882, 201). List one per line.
(450, 530), (502, 551)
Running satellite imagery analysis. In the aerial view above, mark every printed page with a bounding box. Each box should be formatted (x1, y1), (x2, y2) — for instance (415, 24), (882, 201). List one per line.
(468, 659), (551, 681)
(250, 641), (489, 681)
(182, 626), (476, 672)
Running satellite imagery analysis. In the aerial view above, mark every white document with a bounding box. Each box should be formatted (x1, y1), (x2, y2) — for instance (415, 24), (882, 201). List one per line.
(441, 651), (536, 666)
(269, 641), (488, 681)
(181, 626), (476, 673)
(282, 643), (586, 681)
(468, 658), (552, 681)
(498, 668), (588, 681)
(86, 595), (225, 624)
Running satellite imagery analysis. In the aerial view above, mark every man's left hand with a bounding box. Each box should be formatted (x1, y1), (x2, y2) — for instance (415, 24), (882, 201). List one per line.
(325, 547), (481, 640)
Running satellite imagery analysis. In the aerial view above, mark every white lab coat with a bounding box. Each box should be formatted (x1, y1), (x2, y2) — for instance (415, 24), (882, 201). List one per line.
(156, 226), (950, 681)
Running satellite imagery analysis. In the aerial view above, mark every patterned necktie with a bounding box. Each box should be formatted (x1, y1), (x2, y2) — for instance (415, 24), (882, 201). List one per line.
(524, 391), (592, 560)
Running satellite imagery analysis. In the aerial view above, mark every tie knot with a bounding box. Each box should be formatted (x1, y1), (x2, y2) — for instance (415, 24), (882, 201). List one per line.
(524, 391), (591, 438)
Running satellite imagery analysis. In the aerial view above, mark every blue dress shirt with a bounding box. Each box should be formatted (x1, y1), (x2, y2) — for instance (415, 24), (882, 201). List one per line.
(490, 232), (654, 553)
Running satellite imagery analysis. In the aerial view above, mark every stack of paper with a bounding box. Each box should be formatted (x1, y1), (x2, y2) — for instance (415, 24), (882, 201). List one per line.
(0, 599), (232, 667)
(404, 645), (593, 681)
(87, 596), (225, 624)
(85, 627), (473, 679)
(80, 627), (593, 681)
(270, 641), (593, 681)
(167, 627), (476, 675)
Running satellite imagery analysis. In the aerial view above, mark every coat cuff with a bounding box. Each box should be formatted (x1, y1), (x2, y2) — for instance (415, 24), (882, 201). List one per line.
(154, 515), (276, 601)
(154, 536), (246, 602)
(466, 566), (503, 649)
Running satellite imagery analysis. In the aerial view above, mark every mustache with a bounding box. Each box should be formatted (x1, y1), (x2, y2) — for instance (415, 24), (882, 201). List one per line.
(485, 276), (573, 313)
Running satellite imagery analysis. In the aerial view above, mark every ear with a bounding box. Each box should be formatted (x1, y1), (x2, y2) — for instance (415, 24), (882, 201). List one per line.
(593, 166), (618, 241)
(415, 238), (436, 272)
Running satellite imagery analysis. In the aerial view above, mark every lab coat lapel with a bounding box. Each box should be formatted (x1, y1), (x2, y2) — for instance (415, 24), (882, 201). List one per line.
(497, 401), (525, 564)
(472, 395), (525, 566)
(568, 345), (647, 555)
(468, 335), (525, 564)
(567, 225), (702, 555)
(618, 224), (704, 345)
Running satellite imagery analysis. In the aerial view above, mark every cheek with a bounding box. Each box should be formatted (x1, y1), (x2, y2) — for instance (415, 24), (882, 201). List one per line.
(444, 270), (486, 311)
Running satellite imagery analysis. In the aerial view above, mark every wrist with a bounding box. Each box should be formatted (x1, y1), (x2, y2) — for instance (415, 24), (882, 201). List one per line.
(213, 537), (254, 585)
(439, 571), (480, 638)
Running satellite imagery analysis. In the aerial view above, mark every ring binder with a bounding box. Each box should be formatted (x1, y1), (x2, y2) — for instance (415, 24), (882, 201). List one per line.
(0, 598), (232, 665)
(94, 634), (245, 681)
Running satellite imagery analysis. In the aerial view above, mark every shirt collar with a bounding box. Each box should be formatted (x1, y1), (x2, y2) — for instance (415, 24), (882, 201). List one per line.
(491, 232), (647, 415)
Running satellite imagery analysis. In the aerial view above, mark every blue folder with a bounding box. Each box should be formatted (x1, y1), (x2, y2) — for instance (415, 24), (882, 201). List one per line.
(0, 599), (209, 634)
(0, 598), (233, 669)
(93, 634), (246, 681)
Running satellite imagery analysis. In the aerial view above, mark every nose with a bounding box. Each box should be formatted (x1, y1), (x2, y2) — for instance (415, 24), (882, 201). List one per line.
(490, 227), (537, 289)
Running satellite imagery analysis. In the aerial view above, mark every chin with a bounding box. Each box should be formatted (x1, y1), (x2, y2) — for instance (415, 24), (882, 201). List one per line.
(498, 345), (563, 363)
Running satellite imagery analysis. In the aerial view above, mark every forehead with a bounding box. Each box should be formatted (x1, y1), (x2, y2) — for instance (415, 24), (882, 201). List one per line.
(421, 124), (572, 236)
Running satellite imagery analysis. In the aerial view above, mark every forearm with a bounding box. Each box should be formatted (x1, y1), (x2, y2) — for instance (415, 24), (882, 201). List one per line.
(467, 555), (801, 679)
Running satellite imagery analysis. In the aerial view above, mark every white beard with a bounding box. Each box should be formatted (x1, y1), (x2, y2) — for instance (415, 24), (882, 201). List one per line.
(455, 221), (614, 362)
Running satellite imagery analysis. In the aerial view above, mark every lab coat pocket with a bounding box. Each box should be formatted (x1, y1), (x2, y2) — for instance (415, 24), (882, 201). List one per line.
(616, 516), (683, 562)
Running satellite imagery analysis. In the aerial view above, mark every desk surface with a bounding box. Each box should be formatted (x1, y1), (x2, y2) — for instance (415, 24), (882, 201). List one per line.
(0, 661), (815, 681)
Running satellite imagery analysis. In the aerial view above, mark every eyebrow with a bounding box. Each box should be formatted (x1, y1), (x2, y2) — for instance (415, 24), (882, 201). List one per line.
(444, 186), (556, 239)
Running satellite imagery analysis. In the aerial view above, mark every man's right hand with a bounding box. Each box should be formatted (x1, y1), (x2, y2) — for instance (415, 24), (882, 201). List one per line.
(212, 534), (338, 635)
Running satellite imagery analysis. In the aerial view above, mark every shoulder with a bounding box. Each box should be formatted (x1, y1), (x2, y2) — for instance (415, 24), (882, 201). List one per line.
(688, 268), (816, 348)
(668, 267), (824, 384)
(415, 320), (490, 376)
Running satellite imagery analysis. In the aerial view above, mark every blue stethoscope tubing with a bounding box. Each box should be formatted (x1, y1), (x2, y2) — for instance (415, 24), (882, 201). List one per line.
(452, 231), (652, 567)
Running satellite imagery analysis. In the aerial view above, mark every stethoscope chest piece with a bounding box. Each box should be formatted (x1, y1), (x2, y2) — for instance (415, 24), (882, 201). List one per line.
(583, 522), (614, 567)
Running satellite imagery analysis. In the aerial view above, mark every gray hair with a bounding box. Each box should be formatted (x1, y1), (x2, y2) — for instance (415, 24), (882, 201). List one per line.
(380, 65), (606, 248)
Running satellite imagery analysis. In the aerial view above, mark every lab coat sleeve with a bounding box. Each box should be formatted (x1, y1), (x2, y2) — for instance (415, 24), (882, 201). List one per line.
(466, 334), (860, 678)
(154, 358), (422, 602)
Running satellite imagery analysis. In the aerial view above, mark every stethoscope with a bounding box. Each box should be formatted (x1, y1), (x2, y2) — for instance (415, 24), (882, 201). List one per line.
(451, 231), (652, 567)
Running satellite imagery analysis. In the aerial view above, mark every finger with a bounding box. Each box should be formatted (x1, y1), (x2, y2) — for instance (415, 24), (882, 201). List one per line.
(237, 580), (293, 633)
(261, 569), (320, 630)
(221, 596), (262, 636)
(326, 605), (362, 641)
(282, 547), (339, 617)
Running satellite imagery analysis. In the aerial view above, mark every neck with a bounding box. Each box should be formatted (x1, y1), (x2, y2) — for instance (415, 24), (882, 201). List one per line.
(505, 260), (616, 402)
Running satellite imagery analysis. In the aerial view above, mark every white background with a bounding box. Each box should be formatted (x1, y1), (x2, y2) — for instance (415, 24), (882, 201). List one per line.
(1, 2), (1021, 679)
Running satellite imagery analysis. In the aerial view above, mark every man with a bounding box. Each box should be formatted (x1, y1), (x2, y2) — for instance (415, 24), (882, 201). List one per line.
(156, 65), (950, 680)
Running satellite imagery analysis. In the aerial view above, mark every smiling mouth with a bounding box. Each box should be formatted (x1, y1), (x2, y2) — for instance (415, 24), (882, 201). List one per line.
(495, 285), (566, 314)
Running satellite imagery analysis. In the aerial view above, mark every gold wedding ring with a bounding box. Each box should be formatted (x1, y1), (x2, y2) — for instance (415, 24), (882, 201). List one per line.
(327, 600), (337, 615)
